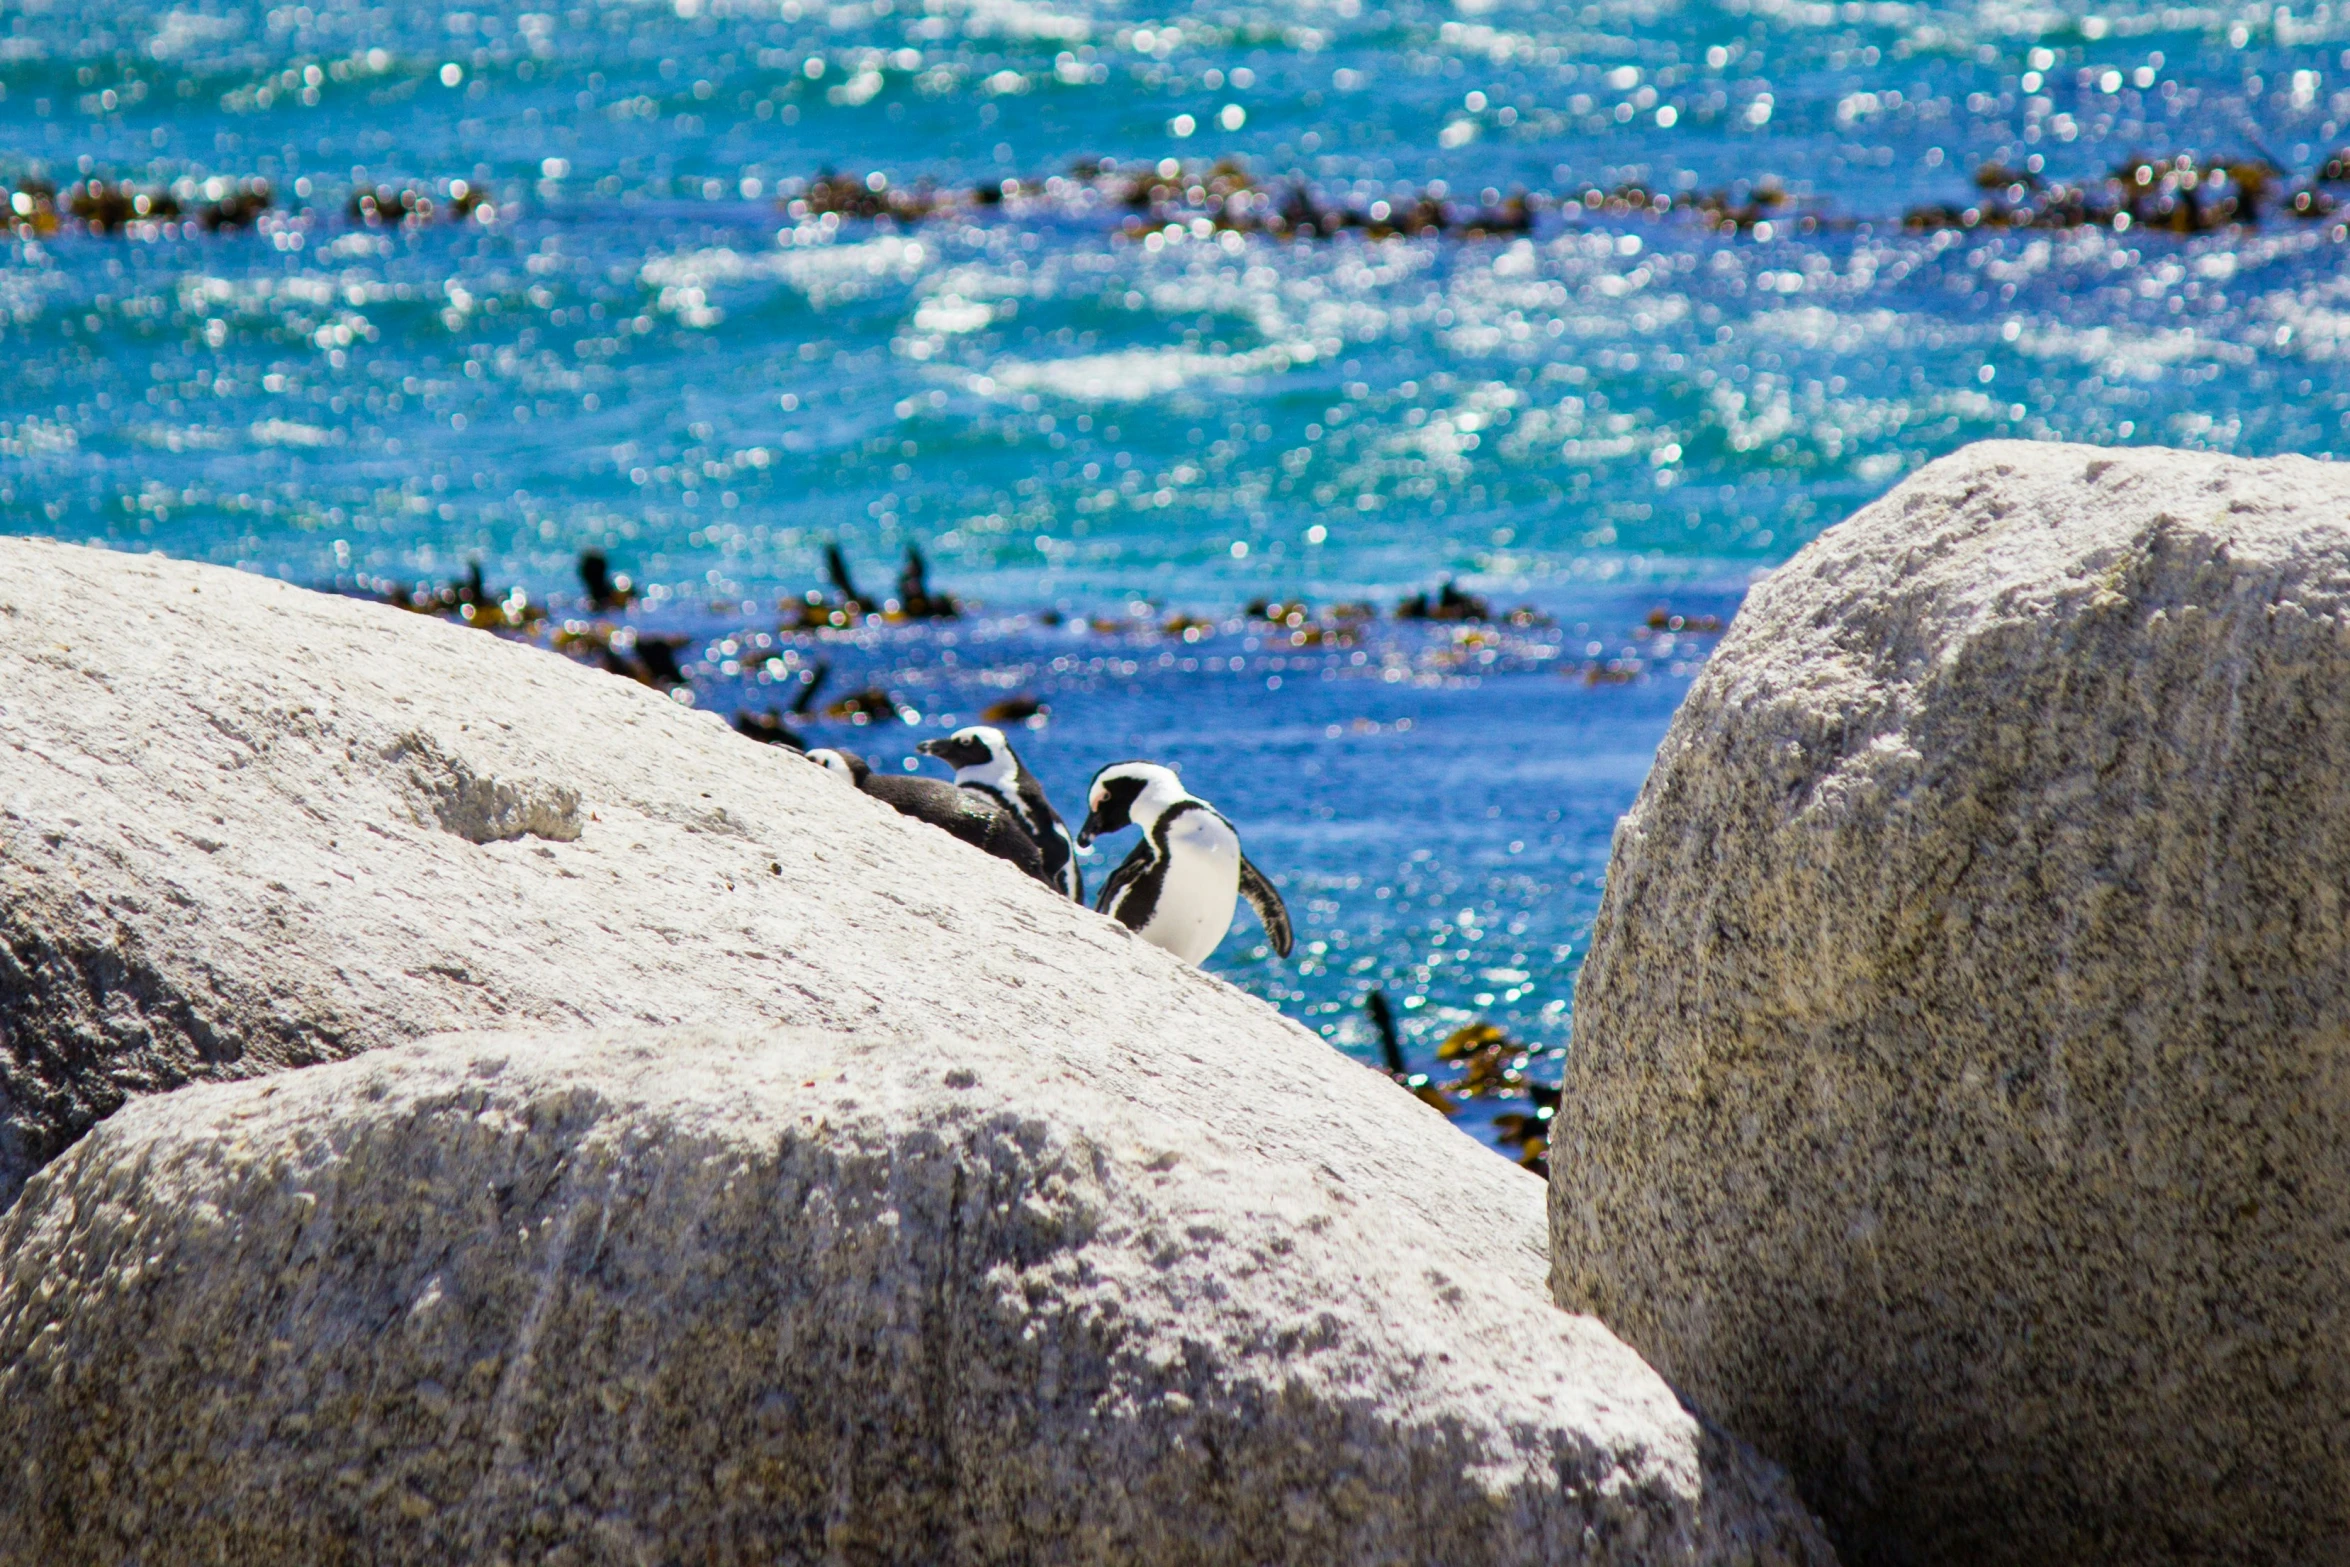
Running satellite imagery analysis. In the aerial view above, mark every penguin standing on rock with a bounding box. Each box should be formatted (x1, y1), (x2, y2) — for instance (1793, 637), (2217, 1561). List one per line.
(806, 748), (1052, 887)
(1077, 761), (1292, 965)
(917, 726), (1083, 901)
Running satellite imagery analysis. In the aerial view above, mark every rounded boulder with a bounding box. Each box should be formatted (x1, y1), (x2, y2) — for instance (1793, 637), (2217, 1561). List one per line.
(1549, 442), (2350, 1565)
(0, 1026), (1833, 1567)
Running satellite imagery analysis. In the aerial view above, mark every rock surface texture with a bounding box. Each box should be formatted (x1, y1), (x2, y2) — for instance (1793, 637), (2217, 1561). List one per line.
(0, 536), (1227, 1205)
(0, 538), (1832, 1564)
(0, 1027), (1829, 1564)
(1549, 441), (2350, 1567)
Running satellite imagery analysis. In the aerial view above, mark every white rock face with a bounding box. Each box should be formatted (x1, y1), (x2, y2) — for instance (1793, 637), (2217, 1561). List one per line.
(0, 1026), (1830, 1564)
(1549, 441), (2350, 1566)
(0, 538), (1831, 1563)
(0, 536), (1203, 1204)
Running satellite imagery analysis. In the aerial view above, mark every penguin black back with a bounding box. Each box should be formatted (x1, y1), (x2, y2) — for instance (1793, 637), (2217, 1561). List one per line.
(810, 748), (1053, 887)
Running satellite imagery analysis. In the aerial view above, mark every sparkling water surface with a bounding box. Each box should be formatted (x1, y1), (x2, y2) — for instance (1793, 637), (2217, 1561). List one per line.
(7, 0), (2350, 1157)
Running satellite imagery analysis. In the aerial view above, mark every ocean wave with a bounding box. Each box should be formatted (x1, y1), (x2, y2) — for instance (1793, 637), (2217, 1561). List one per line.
(972, 342), (1317, 401)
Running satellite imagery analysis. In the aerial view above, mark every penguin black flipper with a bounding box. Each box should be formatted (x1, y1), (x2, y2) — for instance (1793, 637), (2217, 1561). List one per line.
(972, 802), (1056, 887)
(863, 775), (1053, 887)
(1237, 855), (1294, 957)
(968, 808), (1052, 892)
(1094, 839), (1158, 930)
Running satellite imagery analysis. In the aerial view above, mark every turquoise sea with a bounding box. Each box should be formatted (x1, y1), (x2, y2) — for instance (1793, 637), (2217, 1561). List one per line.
(6, 0), (2349, 1156)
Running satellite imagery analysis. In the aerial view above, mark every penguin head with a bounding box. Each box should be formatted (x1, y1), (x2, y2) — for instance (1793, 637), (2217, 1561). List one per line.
(917, 725), (1014, 784)
(1078, 761), (1185, 845)
(805, 748), (869, 785)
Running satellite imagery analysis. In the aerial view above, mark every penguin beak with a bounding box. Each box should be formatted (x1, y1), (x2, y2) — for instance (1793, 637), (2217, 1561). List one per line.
(914, 738), (945, 759)
(1075, 811), (1102, 849)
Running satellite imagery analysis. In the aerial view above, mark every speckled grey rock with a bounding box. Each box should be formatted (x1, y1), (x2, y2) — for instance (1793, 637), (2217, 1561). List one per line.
(1548, 440), (2350, 1566)
(0, 1025), (1834, 1566)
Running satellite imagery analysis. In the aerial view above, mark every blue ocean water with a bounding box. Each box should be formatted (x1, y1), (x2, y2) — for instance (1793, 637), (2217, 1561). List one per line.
(6, 0), (2350, 1156)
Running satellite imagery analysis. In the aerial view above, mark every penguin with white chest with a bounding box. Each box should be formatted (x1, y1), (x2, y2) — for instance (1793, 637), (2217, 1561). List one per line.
(917, 725), (1083, 901)
(1077, 761), (1292, 965)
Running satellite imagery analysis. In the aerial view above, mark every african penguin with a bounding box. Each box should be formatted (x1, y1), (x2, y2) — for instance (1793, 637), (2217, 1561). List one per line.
(805, 748), (1053, 886)
(916, 725), (1083, 901)
(806, 747), (863, 783)
(1076, 760), (1292, 966)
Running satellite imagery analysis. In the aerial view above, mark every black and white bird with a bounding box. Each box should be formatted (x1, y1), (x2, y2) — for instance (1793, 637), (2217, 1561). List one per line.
(1076, 761), (1292, 965)
(916, 725), (1083, 901)
(806, 748), (1052, 887)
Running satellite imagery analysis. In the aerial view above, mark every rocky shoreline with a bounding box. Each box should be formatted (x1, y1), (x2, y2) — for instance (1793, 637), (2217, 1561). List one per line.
(6, 440), (2346, 1564)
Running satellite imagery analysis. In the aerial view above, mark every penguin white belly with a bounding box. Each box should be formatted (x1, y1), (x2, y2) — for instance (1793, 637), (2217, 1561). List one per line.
(1140, 811), (1240, 964)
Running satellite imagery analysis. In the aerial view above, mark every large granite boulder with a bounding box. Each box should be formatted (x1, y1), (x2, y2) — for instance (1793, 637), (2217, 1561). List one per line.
(0, 1025), (1831, 1565)
(1549, 441), (2350, 1565)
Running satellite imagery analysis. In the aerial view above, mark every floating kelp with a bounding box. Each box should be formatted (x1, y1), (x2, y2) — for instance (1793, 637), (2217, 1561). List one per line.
(782, 542), (875, 629)
(733, 659), (828, 749)
(349, 179), (488, 226)
(1105, 159), (1536, 241)
(550, 622), (690, 689)
(979, 694), (1046, 725)
(784, 167), (954, 223)
(784, 542), (959, 628)
(27, 145), (2350, 253)
(1690, 181), (1792, 233)
(66, 181), (181, 233)
(578, 550), (637, 614)
(374, 561), (545, 632)
(894, 544), (958, 621)
(824, 686), (911, 724)
(3, 176), (267, 236)
(1643, 609), (1727, 634)
(1241, 598), (1374, 647)
(1490, 1083), (1559, 1175)
(1366, 990), (1458, 1115)
(774, 157), (1542, 242)
(197, 178), (272, 231)
(1362, 993), (1556, 1171)
(1396, 581), (1492, 623)
(2, 179), (58, 236)
(1437, 1020), (1535, 1096)
(731, 709), (806, 748)
(1904, 152), (2341, 233)
(1434, 1020), (1557, 1171)
(1565, 177), (1843, 235)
